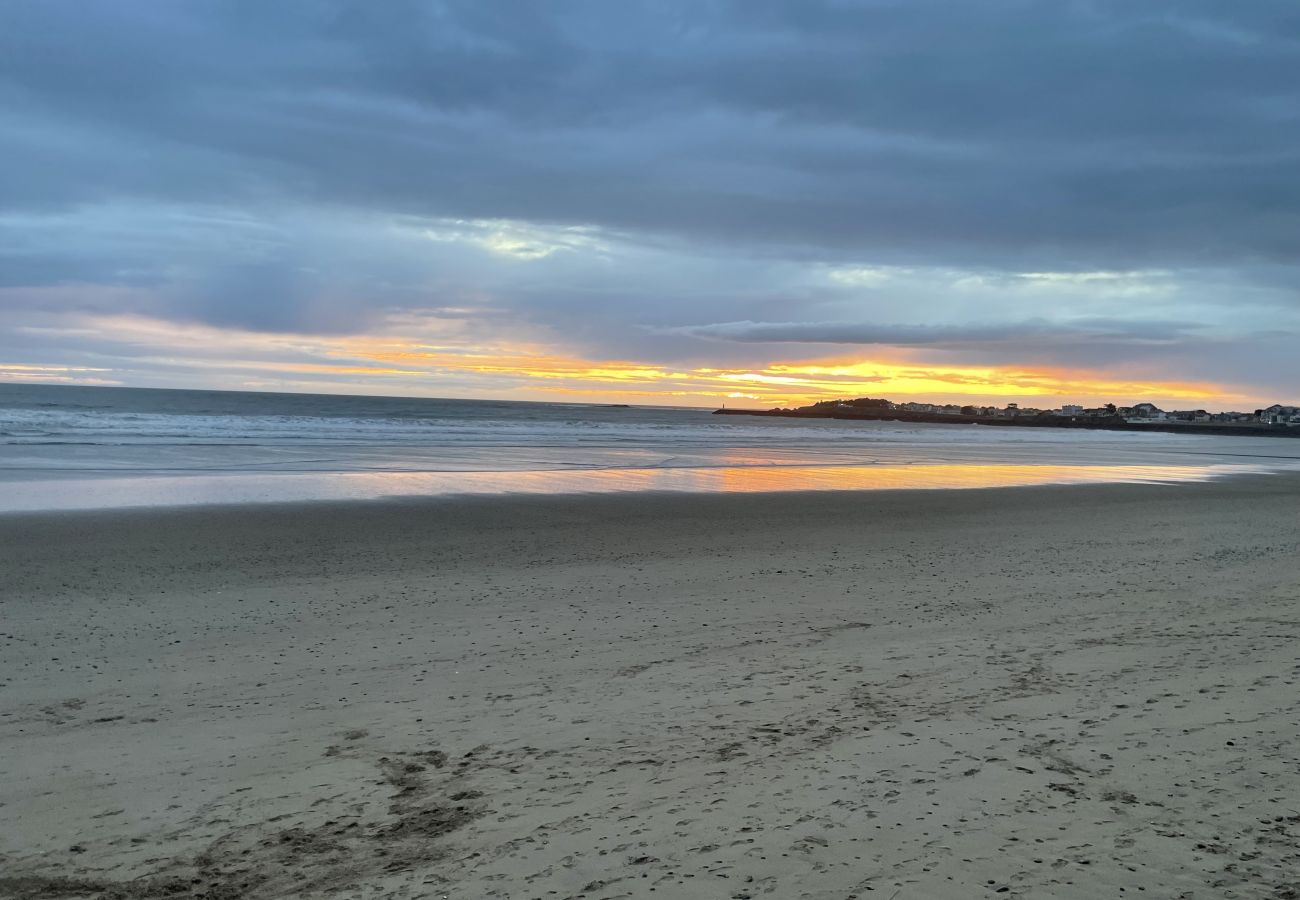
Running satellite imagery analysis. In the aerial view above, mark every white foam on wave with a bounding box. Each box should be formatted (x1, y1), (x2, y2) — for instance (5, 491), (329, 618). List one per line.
(0, 405), (1229, 448)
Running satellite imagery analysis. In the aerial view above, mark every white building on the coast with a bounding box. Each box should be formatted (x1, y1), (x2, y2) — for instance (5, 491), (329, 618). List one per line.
(1167, 409), (1211, 423)
(1259, 404), (1300, 425)
(1124, 402), (1168, 423)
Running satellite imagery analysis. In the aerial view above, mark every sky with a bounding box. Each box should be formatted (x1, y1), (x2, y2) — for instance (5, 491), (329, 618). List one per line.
(2, 1), (1299, 409)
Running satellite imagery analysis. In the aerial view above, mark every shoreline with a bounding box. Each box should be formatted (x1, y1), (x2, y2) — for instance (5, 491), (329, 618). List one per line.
(0, 465), (1295, 520)
(4, 477), (1300, 898)
(0, 459), (1292, 515)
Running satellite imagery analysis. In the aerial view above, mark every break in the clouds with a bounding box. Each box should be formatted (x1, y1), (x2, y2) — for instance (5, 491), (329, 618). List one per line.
(2, 1), (1299, 405)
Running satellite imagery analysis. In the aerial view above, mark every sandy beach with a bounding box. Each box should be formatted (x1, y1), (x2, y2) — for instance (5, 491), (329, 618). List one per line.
(3, 477), (1300, 899)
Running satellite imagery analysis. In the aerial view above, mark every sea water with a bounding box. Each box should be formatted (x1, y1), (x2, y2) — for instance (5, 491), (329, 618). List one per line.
(1, 383), (1296, 511)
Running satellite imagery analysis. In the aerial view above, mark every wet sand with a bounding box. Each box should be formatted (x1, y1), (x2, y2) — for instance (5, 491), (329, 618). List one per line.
(2, 477), (1299, 899)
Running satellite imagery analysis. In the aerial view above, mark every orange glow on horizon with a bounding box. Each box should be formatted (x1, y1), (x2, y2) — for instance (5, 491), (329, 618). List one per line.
(25, 312), (1262, 410)
(343, 343), (1238, 408)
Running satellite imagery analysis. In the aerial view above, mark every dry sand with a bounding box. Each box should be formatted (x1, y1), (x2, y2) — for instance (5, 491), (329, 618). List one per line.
(2, 477), (1299, 899)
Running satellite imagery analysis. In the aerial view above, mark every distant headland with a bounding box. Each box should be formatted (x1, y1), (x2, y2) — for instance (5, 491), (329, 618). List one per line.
(715, 398), (1300, 437)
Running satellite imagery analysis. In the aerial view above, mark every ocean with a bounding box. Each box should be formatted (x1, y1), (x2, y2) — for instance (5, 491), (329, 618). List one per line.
(1, 383), (1296, 512)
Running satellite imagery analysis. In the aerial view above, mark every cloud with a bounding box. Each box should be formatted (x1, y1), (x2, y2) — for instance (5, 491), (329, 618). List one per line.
(4, 1), (1300, 267)
(667, 318), (1206, 347)
(1, 1), (1300, 401)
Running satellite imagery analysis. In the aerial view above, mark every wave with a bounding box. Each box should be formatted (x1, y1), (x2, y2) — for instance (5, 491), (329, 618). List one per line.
(0, 407), (1203, 449)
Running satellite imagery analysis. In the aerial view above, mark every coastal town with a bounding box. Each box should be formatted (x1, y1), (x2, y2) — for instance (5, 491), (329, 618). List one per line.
(815, 398), (1300, 426)
(716, 397), (1300, 434)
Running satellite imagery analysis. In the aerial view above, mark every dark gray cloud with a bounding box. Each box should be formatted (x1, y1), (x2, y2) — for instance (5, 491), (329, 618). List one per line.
(4, 0), (1300, 267)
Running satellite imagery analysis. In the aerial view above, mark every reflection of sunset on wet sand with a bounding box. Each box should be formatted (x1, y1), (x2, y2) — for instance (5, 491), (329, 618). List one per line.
(0, 462), (1282, 513)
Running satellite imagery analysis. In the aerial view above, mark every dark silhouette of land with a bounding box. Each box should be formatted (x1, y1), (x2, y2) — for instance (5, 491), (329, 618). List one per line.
(715, 401), (1300, 438)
